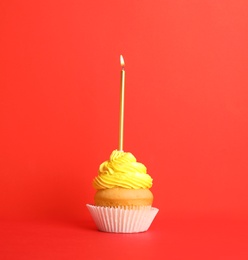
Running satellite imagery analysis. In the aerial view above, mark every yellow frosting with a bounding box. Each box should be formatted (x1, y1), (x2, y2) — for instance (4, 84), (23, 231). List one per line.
(93, 150), (153, 190)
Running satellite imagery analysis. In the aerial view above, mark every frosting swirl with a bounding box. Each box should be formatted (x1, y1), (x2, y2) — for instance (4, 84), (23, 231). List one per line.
(93, 150), (153, 189)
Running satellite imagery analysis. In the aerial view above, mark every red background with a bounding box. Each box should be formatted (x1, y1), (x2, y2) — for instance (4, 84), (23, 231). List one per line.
(0, 0), (248, 259)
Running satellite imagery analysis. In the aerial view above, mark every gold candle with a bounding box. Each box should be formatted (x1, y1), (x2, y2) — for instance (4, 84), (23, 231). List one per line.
(119, 55), (125, 151)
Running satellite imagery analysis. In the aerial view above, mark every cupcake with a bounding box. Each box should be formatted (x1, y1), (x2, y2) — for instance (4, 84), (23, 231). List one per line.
(87, 150), (159, 233)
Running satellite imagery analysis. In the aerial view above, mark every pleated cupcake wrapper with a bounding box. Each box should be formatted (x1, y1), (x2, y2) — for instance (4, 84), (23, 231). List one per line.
(86, 204), (159, 233)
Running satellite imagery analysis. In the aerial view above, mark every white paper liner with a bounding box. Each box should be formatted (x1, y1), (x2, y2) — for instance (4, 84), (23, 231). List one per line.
(86, 204), (159, 233)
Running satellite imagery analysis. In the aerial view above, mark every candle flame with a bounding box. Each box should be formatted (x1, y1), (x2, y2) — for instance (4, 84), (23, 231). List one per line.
(120, 55), (125, 68)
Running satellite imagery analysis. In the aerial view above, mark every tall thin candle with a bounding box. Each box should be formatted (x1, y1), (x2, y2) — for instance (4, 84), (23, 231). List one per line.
(119, 55), (125, 151)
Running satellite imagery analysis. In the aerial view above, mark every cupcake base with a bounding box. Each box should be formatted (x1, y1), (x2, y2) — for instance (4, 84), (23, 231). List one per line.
(86, 204), (159, 233)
